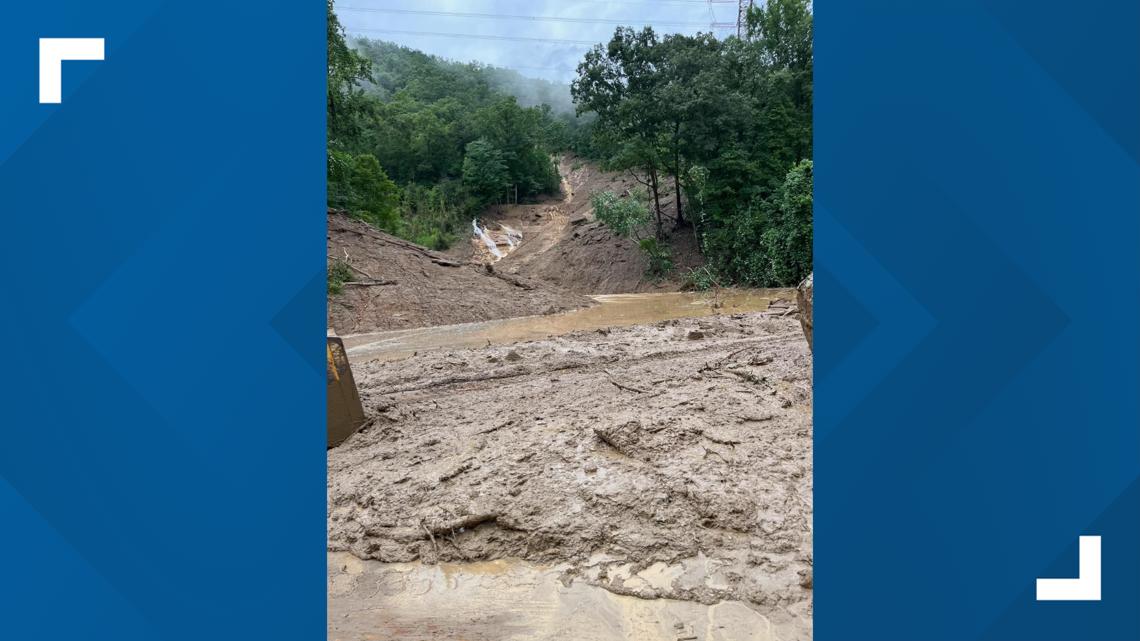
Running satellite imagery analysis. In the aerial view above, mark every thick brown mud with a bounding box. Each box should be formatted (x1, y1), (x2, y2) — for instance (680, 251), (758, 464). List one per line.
(329, 552), (778, 641)
(342, 290), (792, 363)
(328, 303), (812, 640)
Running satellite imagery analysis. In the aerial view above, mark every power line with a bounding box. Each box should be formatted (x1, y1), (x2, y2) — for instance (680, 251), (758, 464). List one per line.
(338, 6), (709, 28)
(344, 26), (600, 47)
(371, 0), (734, 5)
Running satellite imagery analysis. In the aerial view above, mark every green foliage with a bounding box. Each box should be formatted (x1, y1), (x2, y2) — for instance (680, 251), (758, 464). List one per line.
(711, 160), (812, 286)
(591, 190), (650, 239)
(328, 150), (401, 232)
(397, 180), (474, 250)
(683, 265), (722, 292)
(327, 259), (354, 296)
(326, 26), (581, 247)
(573, 0), (813, 286)
(591, 190), (674, 279)
(747, 0), (814, 70)
(760, 160), (813, 286)
(327, 1), (372, 147)
(462, 139), (510, 203)
(326, 0), (812, 289)
(638, 238), (674, 280)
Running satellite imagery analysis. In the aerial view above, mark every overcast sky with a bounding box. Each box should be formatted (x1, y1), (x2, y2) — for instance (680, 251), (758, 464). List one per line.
(334, 0), (738, 84)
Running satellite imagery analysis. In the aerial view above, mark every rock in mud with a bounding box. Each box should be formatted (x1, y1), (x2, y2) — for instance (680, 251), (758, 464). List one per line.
(797, 272), (813, 351)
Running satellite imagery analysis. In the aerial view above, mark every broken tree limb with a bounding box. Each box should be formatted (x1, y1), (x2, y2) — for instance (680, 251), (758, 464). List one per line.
(342, 280), (398, 287)
(438, 460), (474, 483)
(727, 369), (767, 386)
(593, 428), (627, 455)
(430, 513), (499, 536)
(343, 256), (379, 281)
(604, 369), (648, 394)
(419, 519), (440, 557)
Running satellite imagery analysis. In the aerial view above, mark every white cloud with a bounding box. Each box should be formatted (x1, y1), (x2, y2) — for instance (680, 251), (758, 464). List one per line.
(335, 0), (733, 83)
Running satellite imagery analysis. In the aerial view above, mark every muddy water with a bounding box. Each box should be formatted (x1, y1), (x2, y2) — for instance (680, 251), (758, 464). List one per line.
(329, 552), (775, 641)
(343, 289), (793, 363)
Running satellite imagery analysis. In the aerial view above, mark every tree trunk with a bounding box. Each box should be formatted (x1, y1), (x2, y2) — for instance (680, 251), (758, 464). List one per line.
(672, 122), (685, 227)
(673, 164), (685, 227)
(648, 165), (664, 240)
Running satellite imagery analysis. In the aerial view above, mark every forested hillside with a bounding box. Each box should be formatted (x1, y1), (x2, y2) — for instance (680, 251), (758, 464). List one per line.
(327, 2), (585, 250)
(326, 0), (812, 287)
(573, 0), (812, 287)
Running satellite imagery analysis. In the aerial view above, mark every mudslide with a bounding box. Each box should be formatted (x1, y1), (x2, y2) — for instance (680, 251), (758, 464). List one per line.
(328, 160), (812, 641)
(328, 211), (591, 333)
(458, 156), (704, 294)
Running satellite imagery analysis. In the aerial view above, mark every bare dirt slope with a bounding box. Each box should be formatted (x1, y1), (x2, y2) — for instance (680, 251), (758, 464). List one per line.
(328, 310), (812, 640)
(328, 211), (592, 333)
(457, 156), (704, 294)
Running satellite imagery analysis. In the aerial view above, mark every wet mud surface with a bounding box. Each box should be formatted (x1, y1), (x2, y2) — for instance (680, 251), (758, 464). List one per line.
(328, 306), (812, 640)
(329, 553), (777, 641)
(343, 290), (789, 364)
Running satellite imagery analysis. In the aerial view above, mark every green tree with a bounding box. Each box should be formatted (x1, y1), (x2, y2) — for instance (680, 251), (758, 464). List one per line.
(748, 0), (814, 71)
(328, 150), (401, 231)
(327, 0), (372, 147)
(569, 1), (813, 286)
(573, 27), (671, 238)
(760, 160), (813, 286)
(462, 139), (510, 204)
(325, 34), (575, 247)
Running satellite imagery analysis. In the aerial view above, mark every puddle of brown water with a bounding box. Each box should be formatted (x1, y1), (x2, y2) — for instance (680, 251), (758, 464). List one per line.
(343, 289), (792, 363)
(328, 552), (776, 641)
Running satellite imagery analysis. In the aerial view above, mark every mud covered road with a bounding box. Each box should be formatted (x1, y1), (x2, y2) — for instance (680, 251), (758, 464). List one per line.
(329, 300), (812, 640)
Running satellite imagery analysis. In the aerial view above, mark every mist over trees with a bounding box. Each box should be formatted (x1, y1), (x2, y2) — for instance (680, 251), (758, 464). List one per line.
(326, 1), (580, 249)
(326, 0), (812, 287)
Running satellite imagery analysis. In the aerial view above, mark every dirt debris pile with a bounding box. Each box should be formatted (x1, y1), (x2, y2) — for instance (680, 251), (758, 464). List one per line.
(328, 211), (592, 333)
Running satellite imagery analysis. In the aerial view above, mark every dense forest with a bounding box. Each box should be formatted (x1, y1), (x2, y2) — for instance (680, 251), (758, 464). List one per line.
(327, 3), (583, 249)
(327, 0), (812, 286)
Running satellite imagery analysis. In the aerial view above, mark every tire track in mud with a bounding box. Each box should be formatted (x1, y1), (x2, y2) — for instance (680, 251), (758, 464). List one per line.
(353, 329), (801, 397)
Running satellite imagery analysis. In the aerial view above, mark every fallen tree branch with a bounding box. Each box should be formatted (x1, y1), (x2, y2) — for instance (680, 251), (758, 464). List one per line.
(342, 280), (397, 287)
(419, 519), (439, 557)
(605, 369), (648, 394)
(430, 513), (499, 536)
(342, 250), (379, 281)
(438, 460), (475, 483)
(593, 428), (629, 456)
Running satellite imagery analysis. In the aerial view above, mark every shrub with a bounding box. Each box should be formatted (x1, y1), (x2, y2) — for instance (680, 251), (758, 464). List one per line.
(328, 150), (402, 232)
(639, 237), (674, 280)
(683, 265), (722, 291)
(759, 159), (812, 286)
(327, 259), (354, 296)
(591, 189), (650, 239)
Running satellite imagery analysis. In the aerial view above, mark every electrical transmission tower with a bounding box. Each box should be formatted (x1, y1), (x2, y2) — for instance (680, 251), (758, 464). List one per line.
(708, 0), (736, 35)
(737, 0), (756, 38)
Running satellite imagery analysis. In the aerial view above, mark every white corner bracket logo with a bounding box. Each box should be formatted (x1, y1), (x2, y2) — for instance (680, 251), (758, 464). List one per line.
(39, 38), (105, 104)
(1036, 535), (1101, 601)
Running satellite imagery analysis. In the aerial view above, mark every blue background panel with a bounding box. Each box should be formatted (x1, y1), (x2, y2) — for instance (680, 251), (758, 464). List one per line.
(816, 1), (1140, 639)
(0, 2), (325, 640)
